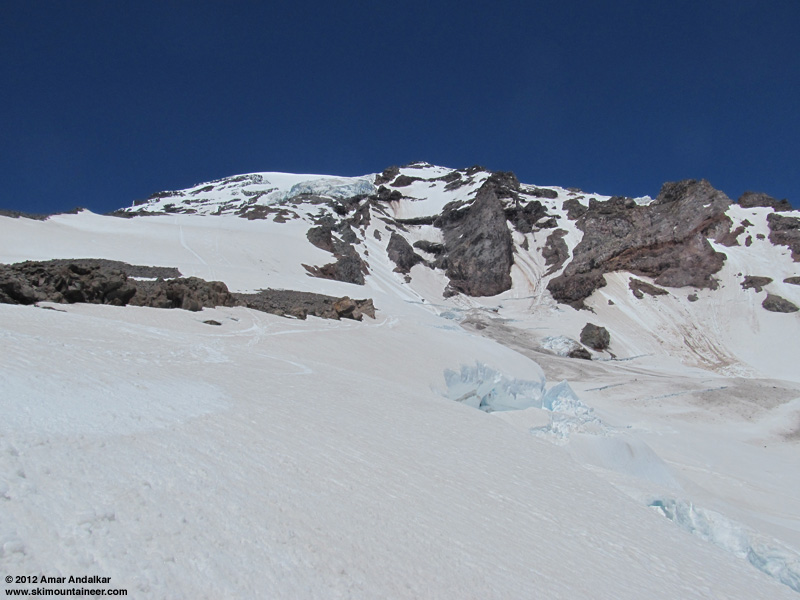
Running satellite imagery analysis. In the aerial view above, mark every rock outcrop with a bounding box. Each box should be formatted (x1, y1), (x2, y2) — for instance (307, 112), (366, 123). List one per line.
(129, 277), (235, 311)
(387, 232), (425, 273)
(437, 178), (514, 297)
(304, 219), (369, 285)
(39, 258), (181, 279)
(738, 191), (793, 212)
(548, 180), (730, 308)
(1, 261), (139, 306)
(235, 289), (375, 321)
(504, 198), (550, 234)
(542, 229), (569, 275)
(413, 240), (445, 256)
(0, 260), (376, 321)
(767, 213), (800, 261)
(629, 278), (669, 299)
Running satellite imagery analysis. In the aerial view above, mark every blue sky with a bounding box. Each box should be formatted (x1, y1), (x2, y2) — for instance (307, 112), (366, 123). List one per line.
(2, 1), (798, 214)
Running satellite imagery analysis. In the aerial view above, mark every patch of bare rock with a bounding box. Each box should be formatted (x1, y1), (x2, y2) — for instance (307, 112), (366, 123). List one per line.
(741, 276), (773, 293)
(767, 213), (800, 261)
(437, 175), (515, 297)
(629, 278), (669, 299)
(0, 260), (375, 321)
(547, 179), (731, 308)
(762, 294), (799, 313)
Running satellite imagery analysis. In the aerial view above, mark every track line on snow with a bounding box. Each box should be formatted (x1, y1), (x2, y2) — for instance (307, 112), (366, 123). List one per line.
(176, 219), (213, 278)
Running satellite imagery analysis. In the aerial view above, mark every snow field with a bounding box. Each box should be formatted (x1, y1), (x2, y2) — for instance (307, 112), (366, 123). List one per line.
(2, 300), (796, 598)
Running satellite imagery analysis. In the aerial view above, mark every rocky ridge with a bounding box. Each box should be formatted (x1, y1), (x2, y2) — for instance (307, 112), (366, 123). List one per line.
(117, 162), (799, 321)
(0, 260), (374, 321)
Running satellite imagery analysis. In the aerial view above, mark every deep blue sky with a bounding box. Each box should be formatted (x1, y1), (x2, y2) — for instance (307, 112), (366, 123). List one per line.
(2, 1), (798, 214)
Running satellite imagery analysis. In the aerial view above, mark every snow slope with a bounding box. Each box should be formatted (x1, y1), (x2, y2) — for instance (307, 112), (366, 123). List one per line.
(2, 164), (800, 597)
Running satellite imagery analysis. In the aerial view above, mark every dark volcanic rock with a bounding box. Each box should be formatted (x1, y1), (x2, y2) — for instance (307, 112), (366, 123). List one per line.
(0, 261), (138, 306)
(580, 323), (610, 351)
(307, 225), (336, 253)
(348, 201), (371, 229)
(738, 191), (793, 212)
(387, 232), (425, 273)
(235, 289), (375, 321)
(305, 222), (369, 285)
(437, 179), (514, 297)
(548, 180), (730, 308)
(542, 229), (569, 275)
(392, 175), (423, 188)
(629, 278), (669, 299)
(785, 277), (800, 285)
(0, 259), (378, 322)
(394, 215), (437, 226)
(741, 276), (773, 293)
(486, 170), (520, 193)
(762, 294), (799, 313)
(374, 166), (400, 186)
(375, 186), (403, 203)
(413, 240), (445, 255)
(129, 277), (235, 311)
(767, 213), (800, 261)
(529, 187), (558, 199)
(562, 198), (588, 220)
(237, 205), (297, 222)
(568, 346), (593, 360)
(706, 218), (744, 247)
(0, 209), (49, 221)
(303, 254), (366, 285)
(42, 258), (181, 279)
(0, 260), (228, 311)
(504, 199), (549, 234)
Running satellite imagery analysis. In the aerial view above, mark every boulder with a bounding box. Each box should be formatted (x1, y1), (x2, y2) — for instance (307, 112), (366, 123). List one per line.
(580, 323), (610, 351)
(762, 294), (799, 313)
(568, 346), (593, 360)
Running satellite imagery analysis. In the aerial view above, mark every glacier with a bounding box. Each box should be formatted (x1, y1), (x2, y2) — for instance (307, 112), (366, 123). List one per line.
(441, 364), (604, 440)
(442, 362), (546, 412)
(650, 497), (800, 593)
(281, 176), (375, 202)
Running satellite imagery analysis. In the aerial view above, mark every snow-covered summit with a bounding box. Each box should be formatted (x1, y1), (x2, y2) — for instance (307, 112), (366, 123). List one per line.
(127, 171), (377, 216)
